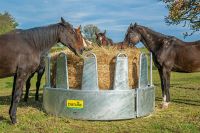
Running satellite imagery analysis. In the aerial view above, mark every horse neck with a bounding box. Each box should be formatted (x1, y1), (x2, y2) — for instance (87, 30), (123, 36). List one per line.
(107, 38), (113, 45)
(102, 36), (108, 45)
(103, 36), (113, 46)
(138, 26), (165, 53)
(23, 24), (60, 53)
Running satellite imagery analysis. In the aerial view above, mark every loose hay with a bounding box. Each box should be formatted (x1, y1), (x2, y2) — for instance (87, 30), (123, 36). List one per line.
(50, 45), (140, 90)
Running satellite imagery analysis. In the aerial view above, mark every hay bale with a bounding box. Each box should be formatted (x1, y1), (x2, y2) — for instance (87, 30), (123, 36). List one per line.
(51, 45), (140, 90)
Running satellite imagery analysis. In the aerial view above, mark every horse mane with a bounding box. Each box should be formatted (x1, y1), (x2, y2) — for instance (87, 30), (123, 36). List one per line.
(107, 37), (113, 43)
(20, 23), (63, 51)
(138, 24), (200, 45)
(137, 25), (173, 39)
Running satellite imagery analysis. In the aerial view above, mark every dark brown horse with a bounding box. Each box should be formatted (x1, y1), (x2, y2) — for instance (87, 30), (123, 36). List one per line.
(0, 17), (85, 124)
(23, 25), (86, 102)
(10, 29), (44, 102)
(124, 23), (200, 108)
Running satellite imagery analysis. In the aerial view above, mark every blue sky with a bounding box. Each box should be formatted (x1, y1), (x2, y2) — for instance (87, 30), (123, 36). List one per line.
(0, 0), (199, 46)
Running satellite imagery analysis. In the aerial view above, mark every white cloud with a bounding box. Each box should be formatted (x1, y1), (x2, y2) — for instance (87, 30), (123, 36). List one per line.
(0, 0), (199, 41)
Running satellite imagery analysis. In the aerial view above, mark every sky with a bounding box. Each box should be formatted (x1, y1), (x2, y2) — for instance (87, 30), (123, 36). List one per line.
(0, 0), (199, 47)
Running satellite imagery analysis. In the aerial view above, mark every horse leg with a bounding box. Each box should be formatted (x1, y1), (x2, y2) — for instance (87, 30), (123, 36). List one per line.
(35, 67), (45, 101)
(161, 68), (171, 108)
(9, 74), (17, 120)
(9, 68), (31, 124)
(24, 72), (35, 102)
(158, 69), (165, 100)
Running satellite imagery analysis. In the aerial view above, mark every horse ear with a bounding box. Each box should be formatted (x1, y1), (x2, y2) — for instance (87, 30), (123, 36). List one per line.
(104, 30), (106, 35)
(134, 22), (137, 27)
(130, 23), (133, 27)
(61, 17), (66, 24)
(78, 25), (81, 31)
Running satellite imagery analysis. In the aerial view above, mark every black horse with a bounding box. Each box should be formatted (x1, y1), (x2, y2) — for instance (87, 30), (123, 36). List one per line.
(124, 23), (200, 108)
(0, 17), (85, 124)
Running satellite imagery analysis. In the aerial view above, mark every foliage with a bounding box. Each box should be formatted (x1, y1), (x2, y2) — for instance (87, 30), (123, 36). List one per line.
(163, 0), (200, 37)
(0, 12), (18, 35)
(82, 24), (100, 43)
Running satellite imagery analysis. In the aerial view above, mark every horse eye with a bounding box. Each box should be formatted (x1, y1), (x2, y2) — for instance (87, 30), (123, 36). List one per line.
(70, 29), (75, 34)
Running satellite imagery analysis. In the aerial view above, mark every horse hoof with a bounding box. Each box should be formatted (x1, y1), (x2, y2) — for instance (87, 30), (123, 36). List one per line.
(10, 117), (17, 124)
(162, 102), (169, 109)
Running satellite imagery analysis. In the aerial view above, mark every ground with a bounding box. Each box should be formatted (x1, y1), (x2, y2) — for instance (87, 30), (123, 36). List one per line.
(0, 67), (200, 132)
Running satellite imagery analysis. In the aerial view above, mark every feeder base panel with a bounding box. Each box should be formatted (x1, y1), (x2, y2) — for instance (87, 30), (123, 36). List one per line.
(43, 87), (136, 120)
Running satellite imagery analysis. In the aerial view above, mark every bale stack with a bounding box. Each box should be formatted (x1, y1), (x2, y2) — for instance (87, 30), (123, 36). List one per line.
(51, 45), (141, 90)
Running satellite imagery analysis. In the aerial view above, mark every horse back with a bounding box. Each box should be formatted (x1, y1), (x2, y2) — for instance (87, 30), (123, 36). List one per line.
(0, 33), (40, 78)
(172, 40), (200, 72)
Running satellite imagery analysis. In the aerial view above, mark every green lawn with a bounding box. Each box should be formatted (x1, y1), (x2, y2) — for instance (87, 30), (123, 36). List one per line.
(0, 69), (200, 132)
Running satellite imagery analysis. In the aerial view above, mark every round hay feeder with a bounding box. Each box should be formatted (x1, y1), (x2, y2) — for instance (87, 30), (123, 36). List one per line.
(43, 52), (155, 120)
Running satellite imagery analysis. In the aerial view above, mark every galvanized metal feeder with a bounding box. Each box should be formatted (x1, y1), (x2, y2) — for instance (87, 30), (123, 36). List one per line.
(43, 52), (155, 120)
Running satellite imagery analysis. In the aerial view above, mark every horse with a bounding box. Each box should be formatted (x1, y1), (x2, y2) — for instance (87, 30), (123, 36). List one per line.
(23, 25), (87, 102)
(123, 23), (200, 108)
(95, 30), (113, 46)
(115, 41), (131, 49)
(95, 30), (130, 49)
(0, 17), (85, 124)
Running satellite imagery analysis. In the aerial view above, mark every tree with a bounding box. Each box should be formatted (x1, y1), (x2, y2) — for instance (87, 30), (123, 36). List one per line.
(0, 12), (18, 35)
(163, 0), (200, 37)
(82, 24), (100, 43)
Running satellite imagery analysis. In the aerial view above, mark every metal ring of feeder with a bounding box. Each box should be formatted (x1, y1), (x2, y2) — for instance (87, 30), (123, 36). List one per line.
(58, 52), (66, 57)
(84, 52), (97, 59)
(117, 53), (127, 57)
(43, 52), (155, 120)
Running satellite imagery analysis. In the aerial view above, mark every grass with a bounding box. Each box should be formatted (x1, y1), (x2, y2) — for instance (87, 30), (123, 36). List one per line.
(0, 48), (200, 132)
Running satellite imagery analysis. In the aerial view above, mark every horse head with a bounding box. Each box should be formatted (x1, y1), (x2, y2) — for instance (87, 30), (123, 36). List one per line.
(75, 25), (92, 51)
(124, 23), (141, 46)
(95, 30), (108, 46)
(58, 17), (85, 56)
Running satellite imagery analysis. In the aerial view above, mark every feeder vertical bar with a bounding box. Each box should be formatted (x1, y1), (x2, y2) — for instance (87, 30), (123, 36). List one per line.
(138, 53), (148, 88)
(56, 53), (69, 89)
(113, 53), (129, 90)
(45, 53), (51, 88)
(138, 53), (142, 88)
(150, 52), (153, 86)
(81, 52), (99, 90)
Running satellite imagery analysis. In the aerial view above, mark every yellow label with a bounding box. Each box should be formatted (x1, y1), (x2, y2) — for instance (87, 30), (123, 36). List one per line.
(66, 100), (84, 109)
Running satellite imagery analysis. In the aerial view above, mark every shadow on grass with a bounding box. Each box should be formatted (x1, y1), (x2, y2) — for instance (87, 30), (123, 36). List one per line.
(0, 93), (43, 110)
(175, 86), (200, 90)
(0, 92), (44, 124)
(0, 116), (7, 121)
(156, 97), (200, 106)
(172, 98), (200, 106)
(0, 116), (11, 124)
